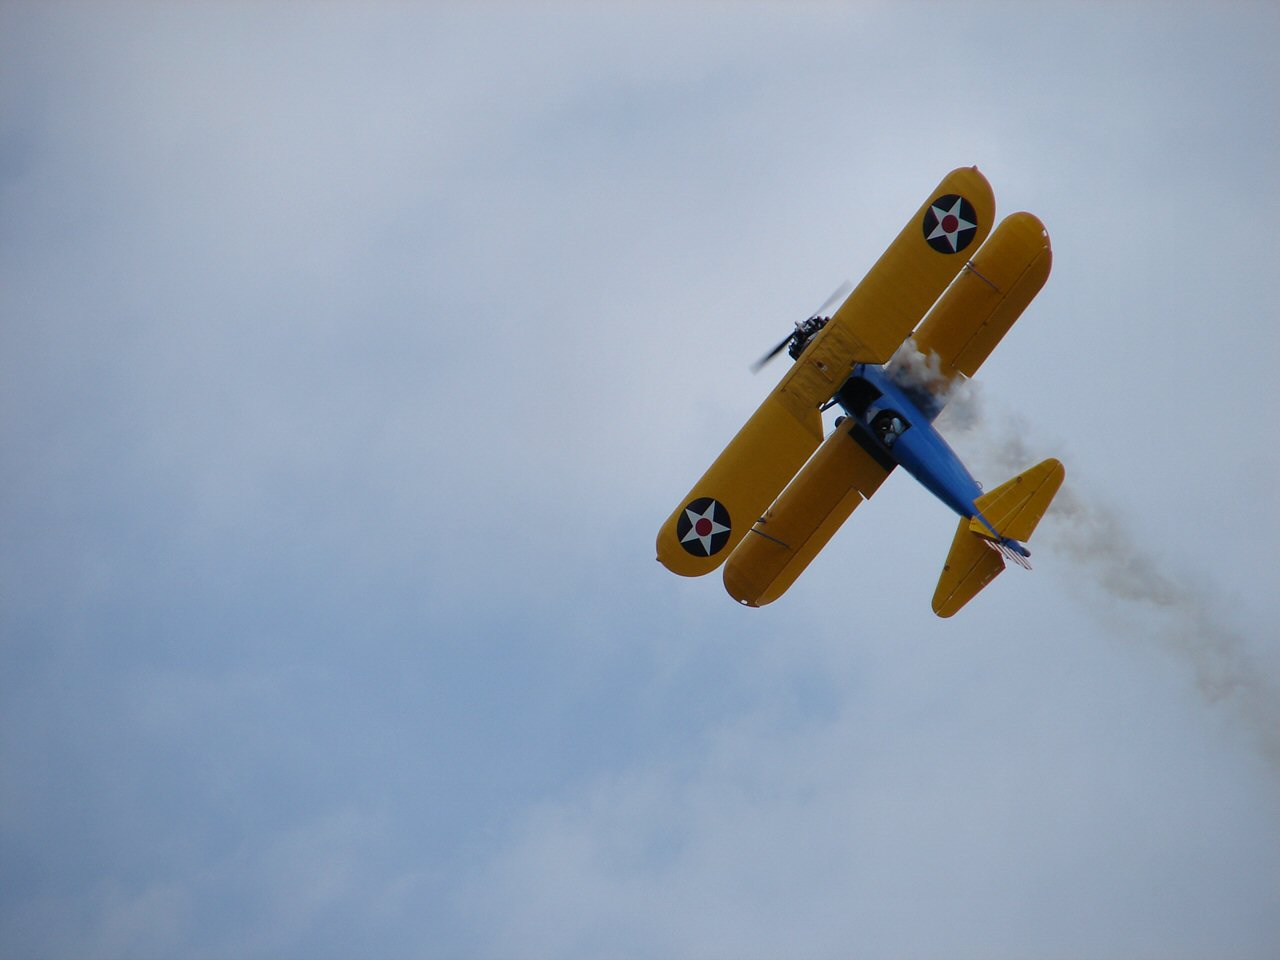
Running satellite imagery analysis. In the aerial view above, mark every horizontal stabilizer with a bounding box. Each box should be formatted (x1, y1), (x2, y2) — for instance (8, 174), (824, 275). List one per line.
(969, 458), (1065, 543)
(934, 458), (1064, 617)
(932, 521), (1005, 618)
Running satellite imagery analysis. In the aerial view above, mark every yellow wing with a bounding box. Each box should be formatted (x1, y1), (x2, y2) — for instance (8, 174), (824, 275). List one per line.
(910, 211), (1052, 383)
(656, 394), (823, 578)
(722, 417), (893, 606)
(772, 166), (996, 423)
(657, 167), (996, 578)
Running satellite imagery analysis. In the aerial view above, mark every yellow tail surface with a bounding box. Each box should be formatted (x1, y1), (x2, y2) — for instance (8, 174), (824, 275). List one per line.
(932, 522), (1006, 618)
(968, 458), (1065, 542)
(932, 458), (1065, 618)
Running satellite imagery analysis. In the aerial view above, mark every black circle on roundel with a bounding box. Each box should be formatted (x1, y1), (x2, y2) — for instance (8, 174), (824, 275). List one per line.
(921, 193), (978, 254)
(676, 497), (732, 557)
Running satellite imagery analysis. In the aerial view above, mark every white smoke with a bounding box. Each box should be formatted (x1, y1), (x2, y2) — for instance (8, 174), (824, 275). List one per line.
(884, 339), (956, 421)
(886, 339), (949, 395)
(937, 380), (1280, 772)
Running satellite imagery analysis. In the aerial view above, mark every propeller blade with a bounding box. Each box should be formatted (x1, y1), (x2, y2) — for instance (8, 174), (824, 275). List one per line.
(811, 279), (854, 320)
(750, 280), (853, 374)
(751, 332), (793, 373)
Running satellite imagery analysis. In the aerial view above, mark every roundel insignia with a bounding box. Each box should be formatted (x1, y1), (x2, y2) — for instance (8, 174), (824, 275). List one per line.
(676, 497), (732, 557)
(922, 194), (978, 254)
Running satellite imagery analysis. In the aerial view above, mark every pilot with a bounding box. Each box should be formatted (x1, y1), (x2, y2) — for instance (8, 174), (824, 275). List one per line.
(874, 412), (905, 447)
(884, 417), (903, 446)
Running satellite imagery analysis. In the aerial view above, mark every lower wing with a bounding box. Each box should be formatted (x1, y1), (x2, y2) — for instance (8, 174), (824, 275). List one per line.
(910, 211), (1052, 385)
(722, 417), (894, 606)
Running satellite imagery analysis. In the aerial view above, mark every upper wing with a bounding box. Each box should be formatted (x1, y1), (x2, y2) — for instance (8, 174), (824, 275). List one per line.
(656, 392), (824, 578)
(910, 211), (1052, 382)
(722, 417), (894, 606)
(656, 167), (996, 578)
(772, 166), (996, 422)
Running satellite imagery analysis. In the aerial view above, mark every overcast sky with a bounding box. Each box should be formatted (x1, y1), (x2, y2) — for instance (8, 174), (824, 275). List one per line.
(2, 3), (1278, 958)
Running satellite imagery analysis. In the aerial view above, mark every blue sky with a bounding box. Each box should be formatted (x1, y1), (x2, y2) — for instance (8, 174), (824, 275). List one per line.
(2, 3), (1278, 958)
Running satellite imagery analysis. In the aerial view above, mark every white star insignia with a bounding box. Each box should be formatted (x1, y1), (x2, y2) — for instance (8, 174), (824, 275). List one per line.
(926, 197), (976, 252)
(681, 500), (729, 555)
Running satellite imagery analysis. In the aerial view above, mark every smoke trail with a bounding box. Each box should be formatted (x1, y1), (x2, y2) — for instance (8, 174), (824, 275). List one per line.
(937, 380), (1280, 772)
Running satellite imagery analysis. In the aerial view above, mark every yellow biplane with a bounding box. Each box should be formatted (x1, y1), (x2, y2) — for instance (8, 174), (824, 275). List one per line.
(656, 167), (1064, 616)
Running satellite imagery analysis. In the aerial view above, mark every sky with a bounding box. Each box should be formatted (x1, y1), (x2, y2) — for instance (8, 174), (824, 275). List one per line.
(2, 2), (1278, 958)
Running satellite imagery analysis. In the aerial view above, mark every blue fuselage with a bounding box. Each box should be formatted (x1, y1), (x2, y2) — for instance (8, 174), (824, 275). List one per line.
(833, 363), (1010, 546)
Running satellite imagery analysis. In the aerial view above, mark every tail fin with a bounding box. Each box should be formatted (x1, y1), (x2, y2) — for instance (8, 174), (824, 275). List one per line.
(931, 458), (1065, 618)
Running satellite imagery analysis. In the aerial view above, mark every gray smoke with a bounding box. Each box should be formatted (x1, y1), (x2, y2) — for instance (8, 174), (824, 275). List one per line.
(937, 379), (1280, 772)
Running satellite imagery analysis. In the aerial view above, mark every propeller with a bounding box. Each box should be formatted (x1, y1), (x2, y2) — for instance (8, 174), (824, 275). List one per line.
(751, 280), (853, 373)
(750, 331), (795, 373)
(812, 279), (854, 318)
